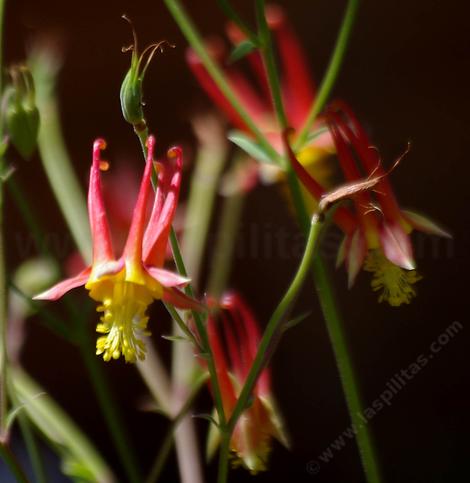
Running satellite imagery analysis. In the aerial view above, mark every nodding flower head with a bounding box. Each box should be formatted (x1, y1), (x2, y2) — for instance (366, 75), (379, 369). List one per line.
(284, 102), (450, 306)
(205, 292), (288, 473)
(34, 135), (203, 362)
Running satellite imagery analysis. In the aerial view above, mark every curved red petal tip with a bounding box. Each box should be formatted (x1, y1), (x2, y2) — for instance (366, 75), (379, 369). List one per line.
(266, 4), (285, 29)
(146, 135), (156, 159)
(220, 290), (236, 309)
(93, 138), (107, 158)
(167, 146), (183, 169)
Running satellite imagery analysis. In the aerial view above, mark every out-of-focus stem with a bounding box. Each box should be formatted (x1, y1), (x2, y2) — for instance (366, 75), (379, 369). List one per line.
(34, 67), (92, 263)
(11, 367), (115, 483)
(74, 320), (141, 483)
(206, 190), (245, 299)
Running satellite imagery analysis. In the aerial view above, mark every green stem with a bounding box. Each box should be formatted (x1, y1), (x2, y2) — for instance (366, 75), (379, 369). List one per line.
(163, 0), (281, 165)
(11, 367), (114, 483)
(166, 3), (382, 482)
(33, 68), (92, 262)
(255, 0), (288, 131)
(216, 432), (230, 483)
(169, 229), (227, 429)
(0, 171), (7, 440)
(17, 412), (47, 483)
(206, 190), (245, 299)
(8, 375), (47, 483)
(146, 373), (208, 483)
(256, 3), (381, 479)
(74, 321), (141, 483)
(0, 442), (28, 482)
(217, 0), (257, 43)
(226, 213), (323, 434)
(0, 0), (7, 442)
(294, 0), (360, 150)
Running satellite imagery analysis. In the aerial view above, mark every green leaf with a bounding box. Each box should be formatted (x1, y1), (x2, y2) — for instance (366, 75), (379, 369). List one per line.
(161, 334), (191, 343)
(305, 126), (329, 145)
(192, 413), (219, 428)
(228, 130), (274, 164)
(228, 40), (257, 64)
(282, 311), (312, 332)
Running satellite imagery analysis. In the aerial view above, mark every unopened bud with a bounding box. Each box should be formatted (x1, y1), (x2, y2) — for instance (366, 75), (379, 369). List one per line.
(120, 15), (173, 131)
(5, 65), (40, 159)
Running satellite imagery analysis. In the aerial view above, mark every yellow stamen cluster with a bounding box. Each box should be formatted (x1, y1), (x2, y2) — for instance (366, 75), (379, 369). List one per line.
(364, 249), (422, 306)
(86, 270), (161, 363)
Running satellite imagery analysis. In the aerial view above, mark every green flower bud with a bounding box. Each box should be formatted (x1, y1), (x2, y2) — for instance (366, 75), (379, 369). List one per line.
(5, 65), (40, 159)
(120, 15), (173, 131)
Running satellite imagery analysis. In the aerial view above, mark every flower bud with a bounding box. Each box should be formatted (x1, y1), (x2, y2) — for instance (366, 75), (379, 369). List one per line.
(5, 65), (40, 159)
(120, 16), (173, 131)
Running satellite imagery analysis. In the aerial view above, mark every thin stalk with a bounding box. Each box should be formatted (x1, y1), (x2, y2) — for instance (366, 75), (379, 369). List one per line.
(34, 72), (92, 262)
(206, 190), (245, 299)
(163, 0), (281, 165)
(17, 412), (46, 483)
(256, 3), (381, 480)
(74, 321), (141, 483)
(165, 302), (201, 351)
(0, 0), (7, 442)
(226, 213), (323, 435)
(11, 367), (114, 483)
(294, 0), (360, 150)
(0, 442), (28, 482)
(146, 373), (208, 483)
(169, 228), (227, 429)
(8, 375), (47, 483)
(216, 432), (230, 483)
(255, 0), (288, 130)
(0, 172), (7, 439)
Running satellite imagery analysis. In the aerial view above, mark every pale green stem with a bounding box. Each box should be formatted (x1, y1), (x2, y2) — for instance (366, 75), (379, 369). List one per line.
(11, 367), (115, 483)
(206, 190), (245, 299)
(169, 113), (227, 483)
(165, 3), (382, 483)
(146, 373), (208, 483)
(74, 321), (142, 483)
(256, 3), (382, 480)
(34, 73), (92, 263)
(7, 376), (47, 483)
(226, 213), (323, 433)
(0, 0), (7, 443)
(294, 0), (360, 150)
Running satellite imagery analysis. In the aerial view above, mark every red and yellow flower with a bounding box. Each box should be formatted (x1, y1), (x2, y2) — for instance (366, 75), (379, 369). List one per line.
(286, 101), (450, 306)
(205, 292), (288, 473)
(34, 136), (202, 362)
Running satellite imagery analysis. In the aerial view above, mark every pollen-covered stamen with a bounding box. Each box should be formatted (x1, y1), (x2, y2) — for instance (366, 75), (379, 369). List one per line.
(89, 275), (155, 363)
(364, 249), (422, 307)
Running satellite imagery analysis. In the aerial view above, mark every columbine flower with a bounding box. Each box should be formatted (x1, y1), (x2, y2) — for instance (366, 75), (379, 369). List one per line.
(285, 102), (450, 306)
(206, 292), (288, 473)
(186, 5), (334, 192)
(34, 136), (202, 362)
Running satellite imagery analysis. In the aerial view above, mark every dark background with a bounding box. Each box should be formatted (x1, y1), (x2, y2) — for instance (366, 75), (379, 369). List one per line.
(3, 0), (470, 482)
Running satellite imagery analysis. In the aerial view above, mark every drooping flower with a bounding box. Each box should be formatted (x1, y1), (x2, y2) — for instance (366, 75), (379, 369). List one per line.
(34, 136), (203, 362)
(186, 5), (335, 194)
(285, 102), (450, 306)
(205, 292), (288, 473)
